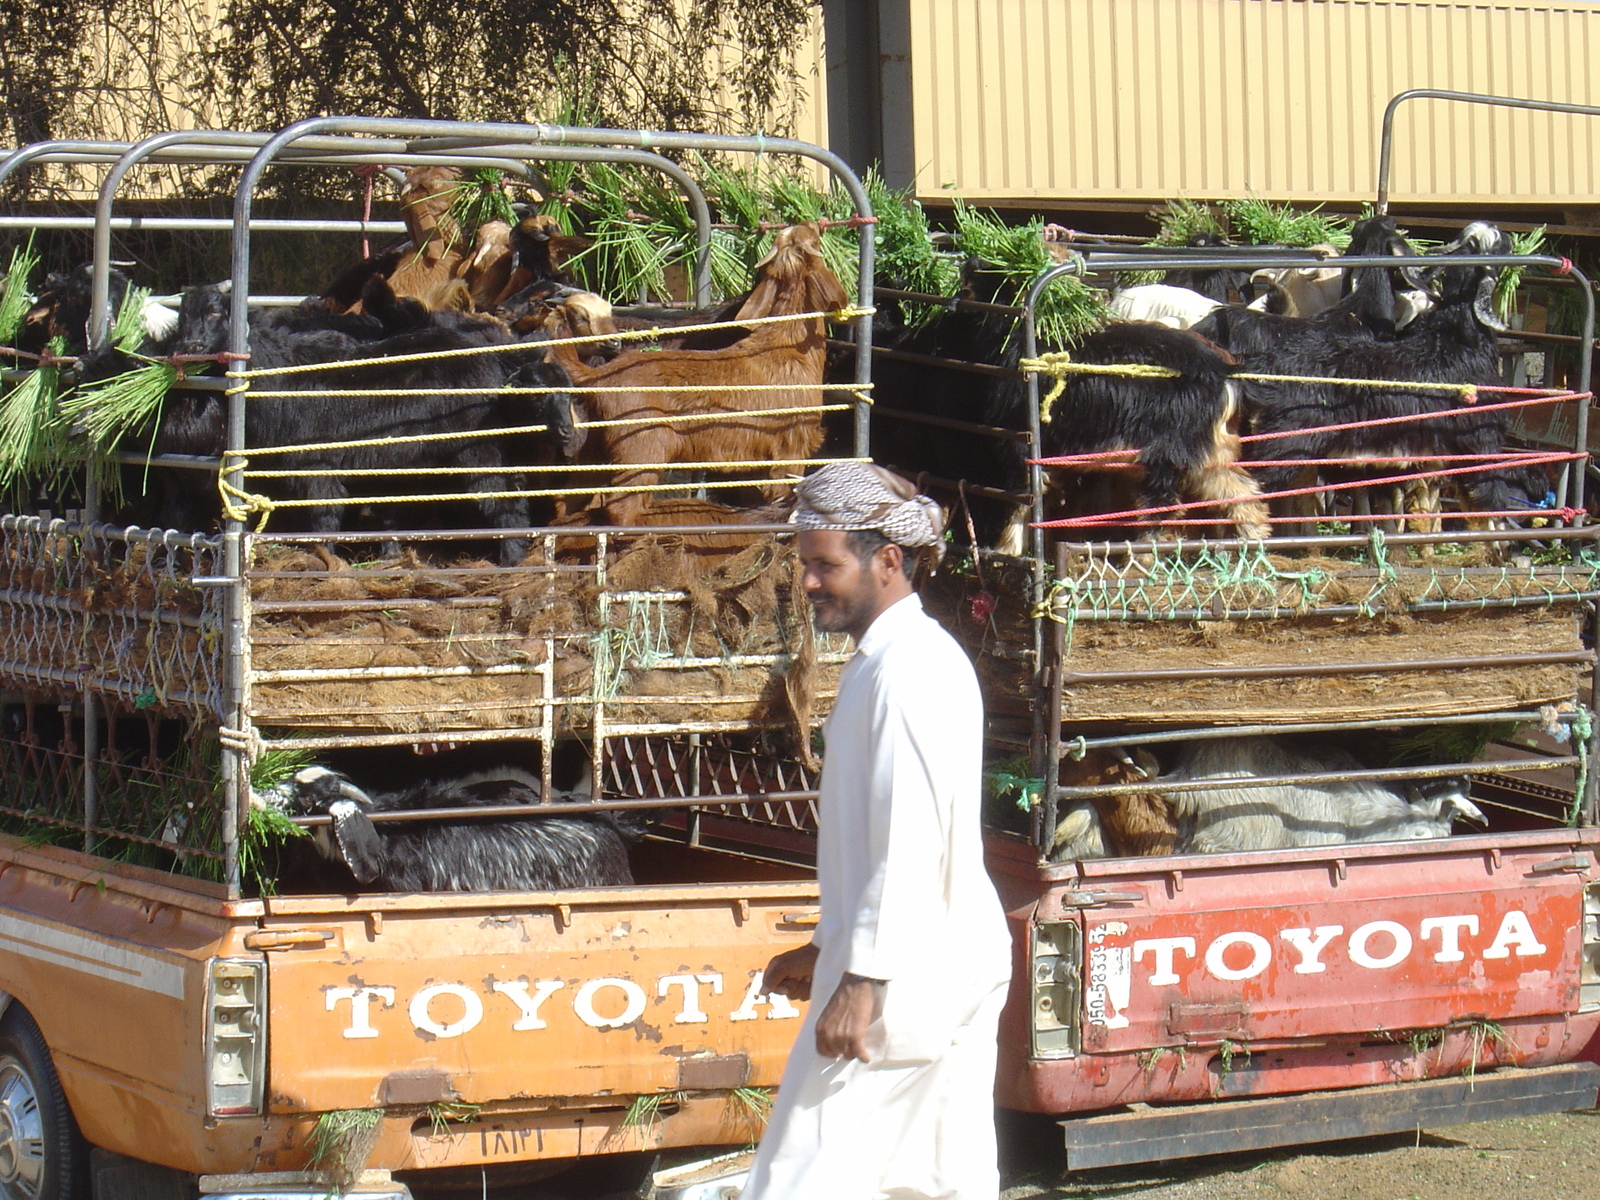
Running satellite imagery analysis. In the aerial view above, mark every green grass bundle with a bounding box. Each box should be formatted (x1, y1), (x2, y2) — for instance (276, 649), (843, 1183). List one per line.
(58, 360), (178, 454)
(0, 238), (39, 348)
(307, 1108), (384, 1187)
(1222, 197), (1352, 248)
(1495, 225), (1546, 322)
(863, 168), (960, 325)
(0, 335), (66, 491)
(1383, 721), (1520, 767)
(110, 285), (151, 351)
(239, 803), (308, 897)
(1148, 198), (1228, 247)
(953, 201), (1107, 348)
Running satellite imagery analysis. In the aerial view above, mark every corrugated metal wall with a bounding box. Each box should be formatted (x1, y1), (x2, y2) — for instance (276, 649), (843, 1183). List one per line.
(908, 0), (1600, 205)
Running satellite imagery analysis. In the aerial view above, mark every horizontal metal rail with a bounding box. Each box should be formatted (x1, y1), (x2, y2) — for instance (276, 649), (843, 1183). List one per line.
(1057, 756), (1577, 801)
(288, 790), (823, 825)
(0, 216), (408, 234)
(1065, 709), (1583, 754)
(1059, 650), (1591, 685)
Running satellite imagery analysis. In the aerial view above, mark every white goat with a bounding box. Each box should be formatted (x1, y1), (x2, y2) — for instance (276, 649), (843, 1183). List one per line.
(1163, 737), (1486, 854)
(1108, 284), (1222, 330)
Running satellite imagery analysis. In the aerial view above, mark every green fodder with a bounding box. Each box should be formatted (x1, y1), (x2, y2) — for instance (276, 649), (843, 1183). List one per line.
(1384, 721), (1522, 768)
(952, 201), (1107, 348)
(58, 361), (179, 456)
(864, 168), (960, 324)
(1496, 225), (1547, 322)
(307, 1108), (384, 1189)
(1222, 197), (1352, 248)
(443, 168), (519, 244)
(1148, 198), (1229, 246)
(0, 337), (67, 491)
(110, 285), (151, 350)
(0, 238), (40, 347)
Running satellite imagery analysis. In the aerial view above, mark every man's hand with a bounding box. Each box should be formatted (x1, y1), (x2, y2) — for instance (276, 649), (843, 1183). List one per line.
(814, 973), (884, 1062)
(762, 942), (819, 1002)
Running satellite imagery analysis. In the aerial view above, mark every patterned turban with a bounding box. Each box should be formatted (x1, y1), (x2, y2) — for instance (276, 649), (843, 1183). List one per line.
(792, 462), (946, 563)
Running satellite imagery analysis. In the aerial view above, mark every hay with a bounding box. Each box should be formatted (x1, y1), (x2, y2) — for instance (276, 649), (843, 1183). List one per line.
(922, 551), (1588, 726)
(242, 534), (835, 745)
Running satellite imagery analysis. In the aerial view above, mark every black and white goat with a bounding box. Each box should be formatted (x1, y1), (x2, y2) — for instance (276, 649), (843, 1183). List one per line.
(263, 765), (638, 893)
(1162, 736), (1487, 854)
(1039, 322), (1270, 540)
(20, 263), (179, 356)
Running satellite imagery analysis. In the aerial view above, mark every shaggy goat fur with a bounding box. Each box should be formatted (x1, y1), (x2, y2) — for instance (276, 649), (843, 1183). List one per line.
(1164, 736), (1485, 854)
(279, 765), (638, 893)
(547, 223), (848, 525)
(1040, 323), (1270, 539)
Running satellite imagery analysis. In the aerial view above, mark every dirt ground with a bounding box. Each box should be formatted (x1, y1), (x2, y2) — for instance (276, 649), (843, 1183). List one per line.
(1000, 1108), (1600, 1200)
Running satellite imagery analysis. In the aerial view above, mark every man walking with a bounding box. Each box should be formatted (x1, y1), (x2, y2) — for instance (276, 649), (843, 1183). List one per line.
(741, 462), (1013, 1200)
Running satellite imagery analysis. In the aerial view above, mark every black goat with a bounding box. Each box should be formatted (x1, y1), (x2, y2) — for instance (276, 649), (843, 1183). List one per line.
(271, 765), (638, 893)
(1040, 323), (1270, 540)
(116, 277), (579, 559)
(1196, 221), (1513, 526)
(851, 261), (1035, 550)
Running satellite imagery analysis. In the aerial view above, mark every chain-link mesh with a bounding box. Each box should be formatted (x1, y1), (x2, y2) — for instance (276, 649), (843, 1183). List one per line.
(0, 517), (227, 720)
(0, 698), (224, 872)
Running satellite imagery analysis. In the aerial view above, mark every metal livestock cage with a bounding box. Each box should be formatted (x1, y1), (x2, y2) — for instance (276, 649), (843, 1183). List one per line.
(0, 122), (878, 894)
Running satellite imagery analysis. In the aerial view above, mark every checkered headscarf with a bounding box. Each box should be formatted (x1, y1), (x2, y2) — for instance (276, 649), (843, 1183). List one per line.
(792, 463), (946, 563)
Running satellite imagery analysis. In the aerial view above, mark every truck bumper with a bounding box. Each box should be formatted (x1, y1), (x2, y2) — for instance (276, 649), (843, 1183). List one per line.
(198, 1170), (411, 1200)
(1059, 1061), (1600, 1171)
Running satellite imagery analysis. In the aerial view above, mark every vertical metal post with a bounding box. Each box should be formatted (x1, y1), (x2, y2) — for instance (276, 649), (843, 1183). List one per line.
(1566, 265), (1595, 513)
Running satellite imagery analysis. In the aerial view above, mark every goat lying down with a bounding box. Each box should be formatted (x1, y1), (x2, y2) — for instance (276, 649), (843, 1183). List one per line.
(261, 766), (638, 892)
(1051, 736), (1486, 861)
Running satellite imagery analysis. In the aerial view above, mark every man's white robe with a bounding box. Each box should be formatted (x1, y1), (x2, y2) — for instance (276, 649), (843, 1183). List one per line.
(742, 594), (1013, 1200)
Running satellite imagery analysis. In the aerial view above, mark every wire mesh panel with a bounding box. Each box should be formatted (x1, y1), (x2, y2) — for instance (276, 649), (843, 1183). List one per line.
(0, 697), (225, 872)
(0, 518), (227, 720)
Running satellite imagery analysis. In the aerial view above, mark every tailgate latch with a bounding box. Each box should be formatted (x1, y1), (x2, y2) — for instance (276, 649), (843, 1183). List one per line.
(243, 929), (336, 950)
(1060, 891), (1143, 908)
(1528, 853), (1593, 876)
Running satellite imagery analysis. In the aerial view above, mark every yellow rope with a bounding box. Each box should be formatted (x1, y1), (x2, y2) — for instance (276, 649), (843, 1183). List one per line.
(226, 402), (856, 459)
(218, 457), (871, 523)
(244, 456), (838, 479)
(1232, 370), (1476, 398)
(229, 305), (877, 379)
(1019, 352), (1181, 420)
(242, 382), (873, 398)
(1019, 352), (1479, 417)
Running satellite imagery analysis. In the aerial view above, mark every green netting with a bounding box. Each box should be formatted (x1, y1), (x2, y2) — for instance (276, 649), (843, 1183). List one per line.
(1040, 534), (1600, 656)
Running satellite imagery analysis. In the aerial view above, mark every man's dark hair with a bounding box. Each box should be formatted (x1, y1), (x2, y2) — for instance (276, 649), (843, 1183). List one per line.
(845, 528), (916, 580)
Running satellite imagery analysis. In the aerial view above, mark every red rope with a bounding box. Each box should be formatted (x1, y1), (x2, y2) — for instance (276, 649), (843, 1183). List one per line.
(1555, 257), (1575, 276)
(1034, 448), (1581, 529)
(353, 165), (383, 259)
(1032, 390), (1590, 467)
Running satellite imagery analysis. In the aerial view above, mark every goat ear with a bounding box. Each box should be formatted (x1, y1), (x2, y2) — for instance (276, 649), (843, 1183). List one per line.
(329, 799), (386, 884)
(1445, 793), (1489, 827)
(1473, 274), (1508, 332)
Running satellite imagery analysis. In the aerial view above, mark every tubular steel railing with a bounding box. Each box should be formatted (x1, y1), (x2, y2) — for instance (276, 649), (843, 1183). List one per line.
(1017, 239), (1600, 861)
(0, 120), (876, 895)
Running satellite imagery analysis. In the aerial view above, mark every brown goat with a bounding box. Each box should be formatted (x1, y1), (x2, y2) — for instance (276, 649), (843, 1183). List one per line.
(548, 223), (849, 525)
(1049, 747), (1179, 861)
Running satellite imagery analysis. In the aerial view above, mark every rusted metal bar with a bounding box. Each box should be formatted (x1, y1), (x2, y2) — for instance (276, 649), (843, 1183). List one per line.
(886, 471), (1031, 506)
(1060, 650), (1591, 686)
(871, 405), (1034, 442)
(873, 286), (1024, 317)
(858, 344), (1026, 380)
(1068, 709), (1581, 754)
(1057, 757), (1579, 802)
(289, 791), (823, 828)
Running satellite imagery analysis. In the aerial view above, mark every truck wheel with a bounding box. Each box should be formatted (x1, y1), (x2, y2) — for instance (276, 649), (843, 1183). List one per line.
(0, 1006), (88, 1200)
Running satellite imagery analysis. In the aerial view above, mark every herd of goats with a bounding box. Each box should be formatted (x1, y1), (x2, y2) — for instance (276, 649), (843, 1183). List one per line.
(1, 169), (1557, 890)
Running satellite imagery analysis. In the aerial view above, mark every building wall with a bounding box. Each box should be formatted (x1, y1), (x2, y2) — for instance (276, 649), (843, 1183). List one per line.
(906, 0), (1600, 206)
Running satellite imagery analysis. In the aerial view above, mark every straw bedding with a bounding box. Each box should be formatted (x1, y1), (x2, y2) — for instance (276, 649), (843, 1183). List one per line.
(243, 536), (835, 742)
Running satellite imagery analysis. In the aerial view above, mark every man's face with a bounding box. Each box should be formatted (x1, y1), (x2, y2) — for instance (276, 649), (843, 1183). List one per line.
(797, 529), (898, 638)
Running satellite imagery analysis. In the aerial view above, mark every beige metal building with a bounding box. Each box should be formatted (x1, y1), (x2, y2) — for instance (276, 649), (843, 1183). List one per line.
(823, 0), (1600, 212)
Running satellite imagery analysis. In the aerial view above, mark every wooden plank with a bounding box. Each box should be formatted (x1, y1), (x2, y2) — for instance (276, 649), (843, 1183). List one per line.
(1060, 1063), (1600, 1171)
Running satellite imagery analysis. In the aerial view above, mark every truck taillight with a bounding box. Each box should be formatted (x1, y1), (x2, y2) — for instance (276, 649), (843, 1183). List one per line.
(207, 958), (267, 1117)
(1030, 920), (1081, 1059)
(1582, 882), (1600, 1012)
